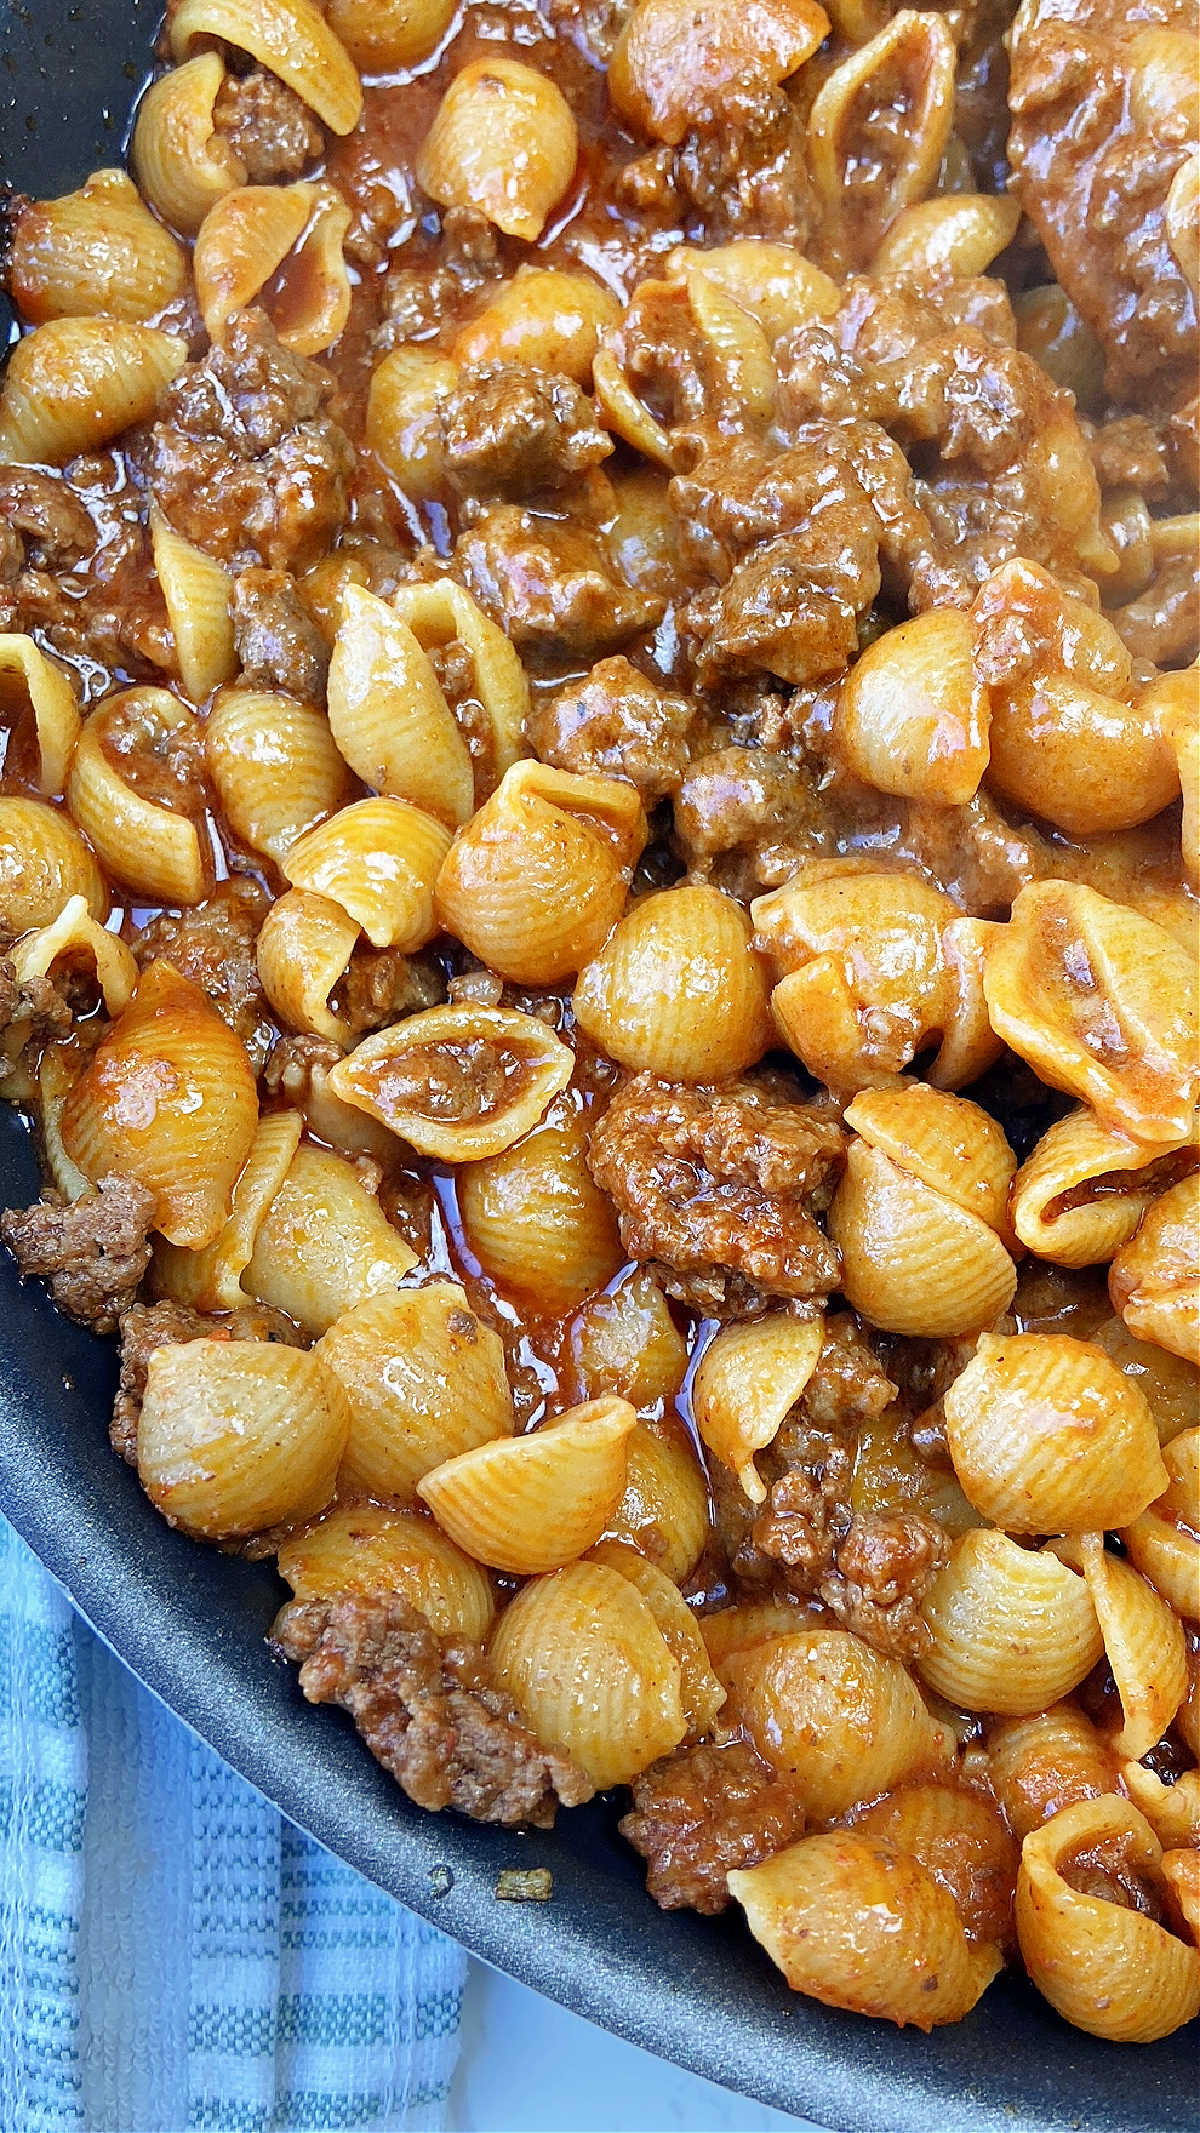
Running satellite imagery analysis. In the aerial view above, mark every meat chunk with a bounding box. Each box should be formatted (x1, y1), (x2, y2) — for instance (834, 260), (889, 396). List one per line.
(0, 959), (75, 1081)
(131, 879), (273, 1067)
(440, 366), (613, 498)
(0, 468), (96, 567)
(829, 1512), (951, 1660)
(620, 1740), (806, 1913)
(151, 310), (354, 570)
(1008, 0), (1198, 399)
(375, 208), (500, 349)
(111, 1296), (302, 1463)
(529, 657), (697, 800)
(587, 1074), (845, 1313)
(272, 1594), (595, 1826)
(212, 67), (324, 184)
(336, 945), (446, 1038)
(232, 566), (331, 702)
(1, 1176), (154, 1336)
(674, 747), (819, 887)
(457, 507), (663, 658)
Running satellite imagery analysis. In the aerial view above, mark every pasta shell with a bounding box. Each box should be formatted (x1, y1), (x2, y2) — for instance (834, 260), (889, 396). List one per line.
(62, 959), (258, 1250)
(1122, 1764), (1200, 1850)
(872, 193), (1022, 277)
(844, 1083), (1017, 1237)
(416, 58), (578, 241)
(9, 895), (138, 1020)
(0, 798), (106, 937)
(592, 347), (674, 468)
(806, 10), (957, 263)
(284, 796), (452, 951)
(829, 1140), (1017, 1338)
(453, 268), (621, 384)
(326, 0), (458, 68)
(1010, 1107), (1194, 1268)
(729, 1835), (1002, 2029)
(0, 635), (80, 798)
(588, 1541), (725, 1740)
(684, 268), (776, 423)
(195, 182), (351, 355)
(699, 1601), (814, 1671)
(138, 1338), (350, 1540)
(852, 1782), (1018, 1947)
(1122, 1426), (1200, 1618)
(417, 1396), (637, 1574)
(132, 54), (244, 235)
(601, 1418), (710, 1584)
(151, 508), (236, 705)
(1077, 1534), (1187, 1760)
(328, 1004), (575, 1162)
(834, 607), (990, 809)
(153, 1109), (303, 1314)
(37, 1047), (92, 1204)
(918, 1532), (1103, 1715)
(1166, 151), (1200, 297)
(1090, 1314), (1200, 1446)
(1162, 1848), (1200, 1940)
(8, 168), (189, 324)
(609, 0), (829, 146)
(1109, 1174), (1200, 1365)
(0, 319), (187, 466)
(456, 1104), (623, 1314)
(67, 690), (210, 907)
(366, 348), (459, 505)
(206, 688), (356, 869)
(569, 1267), (689, 1413)
(389, 579), (528, 794)
(981, 881), (1199, 1147)
(691, 1314), (824, 1503)
(663, 240), (839, 346)
(327, 584), (474, 826)
(943, 1332), (1168, 1535)
(278, 1504), (494, 1641)
(487, 1561), (687, 1787)
(720, 1628), (954, 1820)
(255, 889), (360, 1047)
(242, 1142), (417, 1336)
(573, 885), (772, 1082)
(1017, 1797), (1200, 2042)
(986, 1705), (1117, 1843)
(169, 0), (364, 135)
(930, 913), (1005, 1091)
(317, 1282), (513, 1503)
(436, 762), (646, 986)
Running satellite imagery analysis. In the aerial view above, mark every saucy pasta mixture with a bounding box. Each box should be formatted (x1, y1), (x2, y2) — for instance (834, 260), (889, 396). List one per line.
(1, 0), (1198, 2045)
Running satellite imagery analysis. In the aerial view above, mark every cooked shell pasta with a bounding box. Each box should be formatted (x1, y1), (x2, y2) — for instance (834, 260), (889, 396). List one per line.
(942, 1333), (1168, 1535)
(416, 59), (578, 241)
(150, 509), (236, 705)
(456, 1104), (623, 1314)
(278, 1503), (494, 1641)
(719, 1628), (953, 1820)
(851, 1782), (1018, 1946)
(7, 168), (189, 324)
(662, 240), (839, 346)
(453, 268), (622, 383)
(0, 799), (106, 937)
(417, 1396), (637, 1574)
(588, 1541), (725, 1740)
(986, 1705), (1117, 1842)
(61, 959), (258, 1250)
(388, 579), (528, 794)
(1016, 1797), (1200, 2042)
(316, 1282), (513, 1503)
(194, 182), (351, 356)
(67, 689), (210, 906)
(1122, 1428), (1200, 1619)
(609, 0), (829, 147)
(328, 1004), (575, 1162)
(242, 1142), (417, 1336)
(138, 1338), (350, 1540)
(601, 1419), (710, 1585)
(153, 1109), (303, 1314)
(569, 1267), (689, 1413)
(327, 584), (474, 826)
(729, 1835), (1002, 2029)
(326, 0), (458, 70)
(918, 1532), (1103, 1714)
(0, 635), (80, 798)
(1076, 1533), (1187, 1759)
(1009, 1107), (1195, 1268)
(871, 193), (1022, 278)
(436, 762), (646, 986)
(0, 318), (187, 466)
(168, 0), (364, 135)
(835, 609), (990, 808)
(131, 54), (243, 234)
(487, 1561), (687, 1787)
(1109, 1175), (1200, 1366)
(206, 689), (355, 869)
(284, 797), (452, 951)
(806, 10), (957, 264)
(691, 1314), (824, 1504)
(8, 896), (138, 1021)
(255, 889), (361, 1047)
(366, 348), (460, 504)
(573, 885), (773, 1082)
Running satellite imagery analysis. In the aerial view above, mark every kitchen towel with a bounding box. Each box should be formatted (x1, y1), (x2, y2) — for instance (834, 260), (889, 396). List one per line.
(0, 1513), (467, 2133)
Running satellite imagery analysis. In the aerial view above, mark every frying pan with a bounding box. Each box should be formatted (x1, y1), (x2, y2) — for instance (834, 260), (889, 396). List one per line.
(0, 12), (1196, 2126)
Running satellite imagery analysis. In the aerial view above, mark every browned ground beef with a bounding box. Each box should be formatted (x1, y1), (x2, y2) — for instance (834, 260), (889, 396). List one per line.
(151, 311), (354, 571)
(620, 1740), (806, 1913)
(529, 657), (698, 800)
(0, 467), (96, 566)
(440, 365), (613, 497)
(0, 958), (74, 1080)
(272, 1594), (595, 1826)
(131, 880), (273, 1065)
(211, 67), (325, 184)
(457, 507), (664, 658)
(374, 208), (500, 350)
(111, 1297), (303, 1463)
(674, 746), (819, 885)
(231, 566), (331, 703)
(335, 946), (446, 1039)
(2, 1176), (155, 1336)
(587, 1075), (845, 1313)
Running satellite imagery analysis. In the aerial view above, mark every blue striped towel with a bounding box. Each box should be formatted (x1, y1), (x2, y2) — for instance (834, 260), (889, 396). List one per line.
(0, 1515), (467, 2133)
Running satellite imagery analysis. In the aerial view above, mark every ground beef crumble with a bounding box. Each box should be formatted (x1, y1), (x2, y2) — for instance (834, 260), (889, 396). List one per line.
(231, 566), (331, 703)
(620, 1740), (806, 1913)
(272, 1595), (595, 1826)
(1, 1176), (154, 1336)
(440, 365), (613, 498)
(587, 1074), (845, 1313)
(131, 880), (274, 1067)
(211, 67), (325, 185)
(528, 657), (698, 800)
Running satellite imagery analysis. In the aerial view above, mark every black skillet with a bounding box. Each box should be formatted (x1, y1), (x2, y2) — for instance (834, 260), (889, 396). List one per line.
(0, 10), (1196, 2127)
